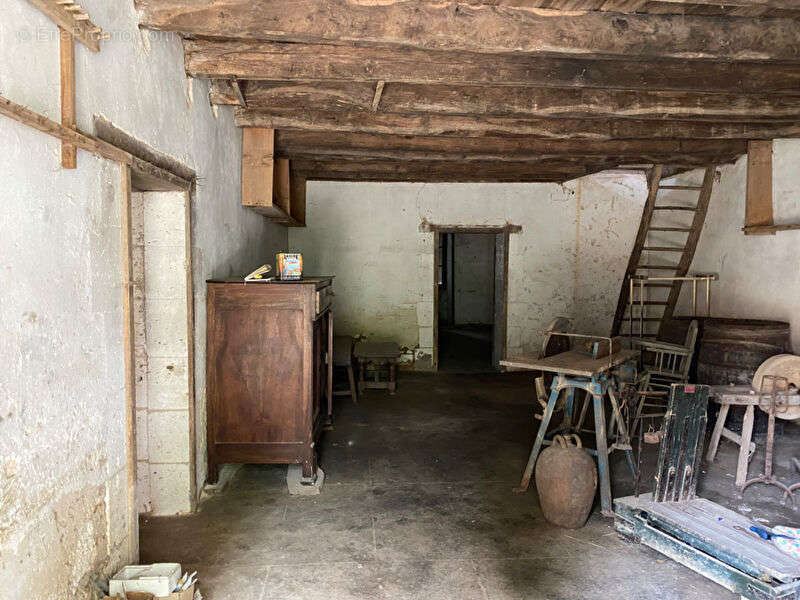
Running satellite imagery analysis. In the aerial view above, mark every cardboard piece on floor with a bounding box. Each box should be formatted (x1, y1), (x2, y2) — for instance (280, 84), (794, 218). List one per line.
(104, 583), (196, 600)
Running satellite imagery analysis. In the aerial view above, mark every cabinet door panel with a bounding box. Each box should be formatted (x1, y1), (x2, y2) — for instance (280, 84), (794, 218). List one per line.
(214, 306), (305, 443)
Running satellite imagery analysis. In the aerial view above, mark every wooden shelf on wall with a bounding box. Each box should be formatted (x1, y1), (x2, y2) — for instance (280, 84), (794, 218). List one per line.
(241, 128), (306, 226)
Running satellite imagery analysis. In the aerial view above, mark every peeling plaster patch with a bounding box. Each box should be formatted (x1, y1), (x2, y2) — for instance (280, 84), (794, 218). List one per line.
(186, 77), (195, 106)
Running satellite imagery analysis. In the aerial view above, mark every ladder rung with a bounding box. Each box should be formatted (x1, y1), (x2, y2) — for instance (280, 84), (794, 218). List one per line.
(630, 282), (673, 288)
(643, 246), (686, 252)
(653, 205), (697, 211)
(658, 185), (704, 190)
(648, 227), (694, 232)
(637, 265), (679, 270)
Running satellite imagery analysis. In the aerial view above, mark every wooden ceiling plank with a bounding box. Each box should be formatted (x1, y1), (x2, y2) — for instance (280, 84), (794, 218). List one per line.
(231, 80), (800, 121)
(136, 0), (800, 62)
(235, 107), (800, 140)
(188, 41), (800, 95)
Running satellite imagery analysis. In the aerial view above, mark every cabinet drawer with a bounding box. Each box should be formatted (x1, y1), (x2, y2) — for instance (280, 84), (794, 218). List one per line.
(316, 286), (333, 315)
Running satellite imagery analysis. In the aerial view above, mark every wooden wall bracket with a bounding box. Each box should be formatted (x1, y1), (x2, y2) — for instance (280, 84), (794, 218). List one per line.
(25, 1), (108, 169)
(241, 128), (306, 226)
(26, 0), (105, 52)
(745, 140), (774, 236)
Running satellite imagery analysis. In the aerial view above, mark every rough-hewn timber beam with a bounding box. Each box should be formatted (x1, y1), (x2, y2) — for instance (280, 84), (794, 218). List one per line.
(470, 0), (798, 11)
(293, 159), (594, 182)
(220, 80), (800, 121)
(136, 1), (800, 61)
(283, 150), (741, 166)
(275, 131), (747, 159)
(235, 108), (800, 140)
(188, 41), (800, 94)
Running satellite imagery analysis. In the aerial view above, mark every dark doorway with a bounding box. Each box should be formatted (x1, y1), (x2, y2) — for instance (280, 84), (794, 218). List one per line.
(437, 232), (497, 372)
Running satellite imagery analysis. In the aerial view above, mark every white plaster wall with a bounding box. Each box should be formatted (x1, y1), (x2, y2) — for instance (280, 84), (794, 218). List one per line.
(671, 140), (800, 351)
(0, 2), (285, 598)
(290, 176), (644, 365)
(569, 172), (650, 336)
(453, 233), (495, 325)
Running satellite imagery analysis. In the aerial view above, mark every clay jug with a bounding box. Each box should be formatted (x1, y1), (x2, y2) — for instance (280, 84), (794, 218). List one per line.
(535, 434), (597, 528)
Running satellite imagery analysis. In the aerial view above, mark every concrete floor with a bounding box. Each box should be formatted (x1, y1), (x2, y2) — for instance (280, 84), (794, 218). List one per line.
(140, 372), (800, 600)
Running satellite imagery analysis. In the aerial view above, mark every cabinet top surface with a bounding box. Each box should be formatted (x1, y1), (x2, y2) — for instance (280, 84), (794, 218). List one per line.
(208, 276), (334, 286)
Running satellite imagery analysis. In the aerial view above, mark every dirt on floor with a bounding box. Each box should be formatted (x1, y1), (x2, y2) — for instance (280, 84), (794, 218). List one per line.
(140, 372), (800, 600)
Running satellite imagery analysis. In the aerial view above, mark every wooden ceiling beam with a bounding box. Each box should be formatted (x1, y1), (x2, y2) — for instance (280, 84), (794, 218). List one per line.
(189, 41), (800, 95)
(216, 80), (800, 122)
(274, 131), (746, 164)
(292, 160), (595, 182)
(136, 0), (800, 62)
(287, 152), (740, 168)
(235, 107), (800, 140)
(468, 0), (798, 11)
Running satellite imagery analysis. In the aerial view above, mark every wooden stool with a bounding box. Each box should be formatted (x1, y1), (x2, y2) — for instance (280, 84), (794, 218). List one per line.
(354, 341), (401, 395)
(706, 385), (800, 489)
(332, 336), (358, 405)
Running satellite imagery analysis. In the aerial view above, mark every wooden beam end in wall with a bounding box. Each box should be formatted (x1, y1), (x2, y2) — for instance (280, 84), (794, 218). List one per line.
(745, 140), (774, 235)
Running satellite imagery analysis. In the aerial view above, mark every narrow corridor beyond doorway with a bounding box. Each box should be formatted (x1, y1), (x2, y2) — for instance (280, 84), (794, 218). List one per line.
(437, 232), (496, 372)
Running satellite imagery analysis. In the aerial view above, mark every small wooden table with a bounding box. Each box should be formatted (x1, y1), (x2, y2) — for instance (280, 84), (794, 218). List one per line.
(501, 349), (639, 516)
(354, 341), (401, 394)
(707, 385), (800, 489)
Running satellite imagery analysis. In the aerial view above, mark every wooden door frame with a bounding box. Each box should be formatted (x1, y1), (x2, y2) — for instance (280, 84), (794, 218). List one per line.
(426, 223), (519, 371)
(121, 165), (195, 562)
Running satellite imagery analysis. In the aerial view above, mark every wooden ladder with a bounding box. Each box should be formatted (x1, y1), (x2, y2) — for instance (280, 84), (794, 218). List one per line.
(611, 164), (716, 339)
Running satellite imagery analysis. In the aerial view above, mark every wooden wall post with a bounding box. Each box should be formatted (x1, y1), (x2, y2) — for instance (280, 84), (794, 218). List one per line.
(745, 140), (774, 235)
(59, 27), (77, 169)
(120, 165), (139, 562)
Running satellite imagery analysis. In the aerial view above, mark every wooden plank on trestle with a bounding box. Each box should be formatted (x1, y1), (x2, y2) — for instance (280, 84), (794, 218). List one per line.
(188, 40), (800, 94)
(745, 140), (775, 235)
(59, 27), (77, 169)
(135, 1), (800, 62)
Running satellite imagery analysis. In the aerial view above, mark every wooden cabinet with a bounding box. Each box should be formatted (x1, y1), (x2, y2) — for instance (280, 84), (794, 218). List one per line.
(205, 277), (333, 483)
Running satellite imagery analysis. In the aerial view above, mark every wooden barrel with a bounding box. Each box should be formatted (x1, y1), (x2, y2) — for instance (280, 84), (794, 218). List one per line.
(663, 317), (791, 434)
(662, 317), (791, 385)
